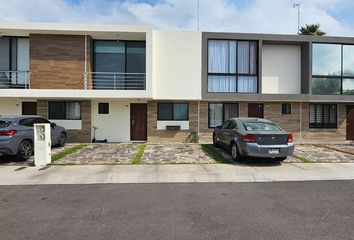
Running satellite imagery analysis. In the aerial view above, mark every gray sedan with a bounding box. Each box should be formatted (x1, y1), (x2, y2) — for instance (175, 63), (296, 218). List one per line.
(213, 118), (294, 161)
(0, 115), (66, 161)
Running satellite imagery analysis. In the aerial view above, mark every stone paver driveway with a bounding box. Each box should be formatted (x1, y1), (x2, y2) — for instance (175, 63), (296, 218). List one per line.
(294, 144), (354, 163)
(141, 143), (216, 164)
(54, 144), (141, 165)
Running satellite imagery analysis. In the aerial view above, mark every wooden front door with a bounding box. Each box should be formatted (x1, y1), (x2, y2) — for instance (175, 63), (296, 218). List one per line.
(346, 105), (354, 140)
(248, 103), (264, 118)
(22, 102), (37, 115)
(130, 103), (147, 141)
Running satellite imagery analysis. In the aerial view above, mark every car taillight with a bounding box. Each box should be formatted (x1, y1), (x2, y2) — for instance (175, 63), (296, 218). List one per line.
(0, 130), (17, 136)
(287, 134), (293, 143)
(242, 134), (256, 143)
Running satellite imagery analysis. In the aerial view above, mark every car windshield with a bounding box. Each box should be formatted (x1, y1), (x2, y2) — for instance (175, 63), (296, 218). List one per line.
(243, 122), (281, 131)
(0, 120), (11, 128)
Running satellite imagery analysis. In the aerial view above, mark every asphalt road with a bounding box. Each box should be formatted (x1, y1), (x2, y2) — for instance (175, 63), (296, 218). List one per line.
(1, 181), (354, 240)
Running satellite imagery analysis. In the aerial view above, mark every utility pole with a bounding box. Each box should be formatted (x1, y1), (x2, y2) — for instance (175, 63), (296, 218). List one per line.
(293, 3), (301, 34)
(197, 0), (200, 31)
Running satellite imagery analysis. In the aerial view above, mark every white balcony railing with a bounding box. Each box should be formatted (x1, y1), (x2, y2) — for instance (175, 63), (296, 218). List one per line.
(84, 72), (146, 90)
(0, 71), (30, 89)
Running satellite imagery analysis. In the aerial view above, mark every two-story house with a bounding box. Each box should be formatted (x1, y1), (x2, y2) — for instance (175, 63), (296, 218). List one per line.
(0, 22), (353, 143)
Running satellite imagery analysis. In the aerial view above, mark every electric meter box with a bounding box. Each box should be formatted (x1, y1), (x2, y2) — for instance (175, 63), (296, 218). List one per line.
(34, 123), (51, 166)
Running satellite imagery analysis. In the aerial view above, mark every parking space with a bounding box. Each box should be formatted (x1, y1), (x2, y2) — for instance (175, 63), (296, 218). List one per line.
(2, 142), (354, 165)
(140, 143), (216, 164)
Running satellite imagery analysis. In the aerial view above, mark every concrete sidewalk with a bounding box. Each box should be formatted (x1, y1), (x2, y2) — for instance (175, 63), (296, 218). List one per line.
(1, 163), (354, 185)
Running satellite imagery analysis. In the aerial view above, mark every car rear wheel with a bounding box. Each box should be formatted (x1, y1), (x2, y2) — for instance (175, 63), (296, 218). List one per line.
(16, 140), (33, 161)
(57, 133), (66, 147)
(213, 133), (219, 148)
(231, 142), (242, 161)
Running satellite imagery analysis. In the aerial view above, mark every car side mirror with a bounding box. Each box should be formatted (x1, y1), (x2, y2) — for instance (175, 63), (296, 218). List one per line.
(50, 122), (56, 128)
(215, 125), (221, 129)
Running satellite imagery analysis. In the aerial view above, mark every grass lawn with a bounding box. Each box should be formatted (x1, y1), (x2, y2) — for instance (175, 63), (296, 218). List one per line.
(200, 144), (231, 164)
(132, 144), (146, 164)
(51, 144), (88, 163)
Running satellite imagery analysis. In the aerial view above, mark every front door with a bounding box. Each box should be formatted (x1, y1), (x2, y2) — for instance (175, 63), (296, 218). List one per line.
(22, 102), (37, 115)
(346, 105), (354, 140)
(130, 103), (147, 141)
(248, 103), (264, 118)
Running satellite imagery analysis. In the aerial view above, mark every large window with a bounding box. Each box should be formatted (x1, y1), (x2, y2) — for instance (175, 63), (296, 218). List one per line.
(309, 104), (337, 128)
(93, 40), (146, 90)
(0, 37), (29, 86)
(312, 43), (354, 95)
(207, 40), (258, 93)
(49, 101), (81, 120)
(158, 103), (189, 121)
(208, 103), (238, 128)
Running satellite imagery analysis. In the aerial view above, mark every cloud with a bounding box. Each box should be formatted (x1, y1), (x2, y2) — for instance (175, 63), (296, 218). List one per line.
(0, 0), (353, 36)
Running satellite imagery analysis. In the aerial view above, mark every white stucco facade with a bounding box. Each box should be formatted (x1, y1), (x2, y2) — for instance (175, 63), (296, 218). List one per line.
(91, 100), (138, 142)
(152, 30), (202, 100)
(261, 45), (301, 94)
(0, 98), (22, 115)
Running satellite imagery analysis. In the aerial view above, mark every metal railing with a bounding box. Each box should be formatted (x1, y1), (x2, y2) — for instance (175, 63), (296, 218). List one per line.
(84, 72), (146, 90)
(0, 71), (30, 89)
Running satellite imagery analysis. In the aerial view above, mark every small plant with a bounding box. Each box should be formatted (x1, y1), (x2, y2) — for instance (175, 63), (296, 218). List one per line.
(201, 144), (230, 164)
(51, 144), (88, 162)
(132, 144), (146, 164)
(186, 131), (199, 143)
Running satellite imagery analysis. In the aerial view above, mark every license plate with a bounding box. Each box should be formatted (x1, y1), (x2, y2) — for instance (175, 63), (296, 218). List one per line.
(268, 148), (279, 154)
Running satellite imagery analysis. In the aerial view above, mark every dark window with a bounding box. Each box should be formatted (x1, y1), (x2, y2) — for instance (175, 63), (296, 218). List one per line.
(207, 40), (258, 93)
(19, 117), (35, 127)
(312, 43), (354, 95)
(208, 103), (239, 128)
(157, 103), (189, 121)
(98, 103), (109, 114)
(221, 120), (231, 129)
(309, 104), (337, 128)
(282, 103), (292, 114)
(93, 40), (146, 90)
(48, 101), (81, 120)
(35, 118), (50, 124)
(0, 120), (11, 128)
(227, 121), (237, 129)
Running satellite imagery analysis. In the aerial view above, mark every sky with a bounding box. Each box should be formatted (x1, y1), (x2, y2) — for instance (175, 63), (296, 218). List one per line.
(0, 0), (354, 36)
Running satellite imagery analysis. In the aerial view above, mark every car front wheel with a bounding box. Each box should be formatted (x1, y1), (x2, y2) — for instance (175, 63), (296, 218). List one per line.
(16, 140), (33, 161)
(57, 133), (66, 147)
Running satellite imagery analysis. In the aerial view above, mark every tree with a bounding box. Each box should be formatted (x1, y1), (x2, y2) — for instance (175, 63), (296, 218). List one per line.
(299, 23), (326, 36)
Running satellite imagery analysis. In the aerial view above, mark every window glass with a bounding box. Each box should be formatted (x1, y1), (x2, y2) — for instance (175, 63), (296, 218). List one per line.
(207, 40), (258, 93)
(49, 101), (81, 120)
(158, 103), (188, 121)
(343, 45), (354, 76)
(312, 44), (341, 76)
(208, 103), (223, 128)
(282, 103), (292, 115)
(224, 104), (238, 120)
(221, 121), (230, 129)
(309, 104), (337, 128)
(0, 37), (10, 71)
(35, 118), (50, 124)
(126, 41), (146, 74)
(312, 78), (341, 95)
(0, 120), (11, 128)
(98, 103), (109, 114)
(243, 122), (281, 131)
(238, 41), (250, 74)
(227, 121), (237, 129)
(208, 75), (236, 93)
(343, 79), (354, 95)
(173, 103), (188, 120)
(19, 117), (35, 127)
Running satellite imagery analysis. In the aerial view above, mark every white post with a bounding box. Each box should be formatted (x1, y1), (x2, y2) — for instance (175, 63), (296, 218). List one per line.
(34, 123), (51, 166)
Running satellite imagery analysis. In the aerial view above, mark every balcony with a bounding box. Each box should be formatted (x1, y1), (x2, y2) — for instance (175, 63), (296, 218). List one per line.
(0, 71), (30, 89)
(84, 72), (146, 90)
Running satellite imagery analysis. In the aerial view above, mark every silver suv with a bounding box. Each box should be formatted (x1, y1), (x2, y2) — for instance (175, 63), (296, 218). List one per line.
(0, 116), (66, 161)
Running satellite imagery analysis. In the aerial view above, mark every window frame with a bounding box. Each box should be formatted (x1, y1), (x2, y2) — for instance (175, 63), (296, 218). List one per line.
(48, 101), (82, 120)
(208, 102), (239, 128)
(309, 103), (337, 129)
(312, 43), (354, 95)
(207, 39), (259, 93)
(98, 102), (109, 114)
(157, 103), (189, 121)
(0, 36), (29, 72)
(281, 103), (292, 115)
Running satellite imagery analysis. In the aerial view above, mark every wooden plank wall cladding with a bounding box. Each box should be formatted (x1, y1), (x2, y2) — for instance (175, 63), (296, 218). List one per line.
(29, 34), (93, 89)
